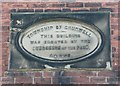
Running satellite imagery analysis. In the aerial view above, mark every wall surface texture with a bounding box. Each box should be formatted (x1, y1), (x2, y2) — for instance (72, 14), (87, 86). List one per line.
(0, 0), (120, 85)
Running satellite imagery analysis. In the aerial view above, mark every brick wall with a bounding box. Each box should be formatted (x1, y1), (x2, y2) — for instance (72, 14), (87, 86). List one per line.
(1, 1), (120, 85)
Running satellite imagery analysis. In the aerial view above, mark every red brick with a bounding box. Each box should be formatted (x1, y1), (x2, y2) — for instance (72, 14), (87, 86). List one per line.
(43, 71), (53, 78)
(2, 43), (9, 48)
(10, 3), (28, 8)
(52, 78), (59, 84)
(70, 77), (89, 84)
(2, 26), (9, 32)
(25, 3), (34, 8)
(98, 70), (116, 77)
(66, 2), (83, 7)
(2, 65), (8, 72)
(2, 55), (9, 63)
(2, 35), (9, 42)
(33, 71), (42, 77)
(112, 47), (117, 52)
(2, 48), (9, 57)
(85, 3), (101, 7)
(0, 56), (2, 61)
(2, 19), (10, 26)
(102, 2), (118, 8)
(111, 25), (118, 29)
(0, 70), (2, 77)
(1, 38), (9, 43)
(2, 7), (10, 13)
(118, 60), (120, 66)
(112, 29), (119, 35)
(112, 8), (119, 13)
(2, 14), (10, 19)
(0, 39), (1, 43)
(0, 59), (2, 66)
(2, 59), (8, 66)
(2, 47), (9, 53)
(112, 53), (118, 58)
(2, 56), (9, 61)
(112, 58), (119, 68)
(51, 2), (65, 7)
(2, 9), (10, 14)
(90, 77), (106, 84)
(111, 18), (119, 25)
(15, 76), (32, 84)
(31, 3), (47, 8)
(112, 57), (119, 63)
(111, 38), (119, 44)
(115, 36), (120, 41)
(64, 71), (96, 77)
(105, 2), (118, 6)
(2, 3), (11, 9)
(2, 77), (14, 84)
(111, 41), (118, 47)
(34, 77), (51, 84)
(0, 65), (2, 73)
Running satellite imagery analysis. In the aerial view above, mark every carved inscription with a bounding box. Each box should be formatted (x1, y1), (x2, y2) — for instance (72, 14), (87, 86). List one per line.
(18, 20), (103, 61)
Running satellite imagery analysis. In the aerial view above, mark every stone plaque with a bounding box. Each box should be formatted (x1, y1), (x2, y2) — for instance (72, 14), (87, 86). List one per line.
(10, 12), (111, 69)
(16, 19), (104, 64)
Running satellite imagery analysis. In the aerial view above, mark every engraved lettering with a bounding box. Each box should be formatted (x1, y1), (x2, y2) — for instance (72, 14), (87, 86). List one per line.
(18, 19), (103, 62)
